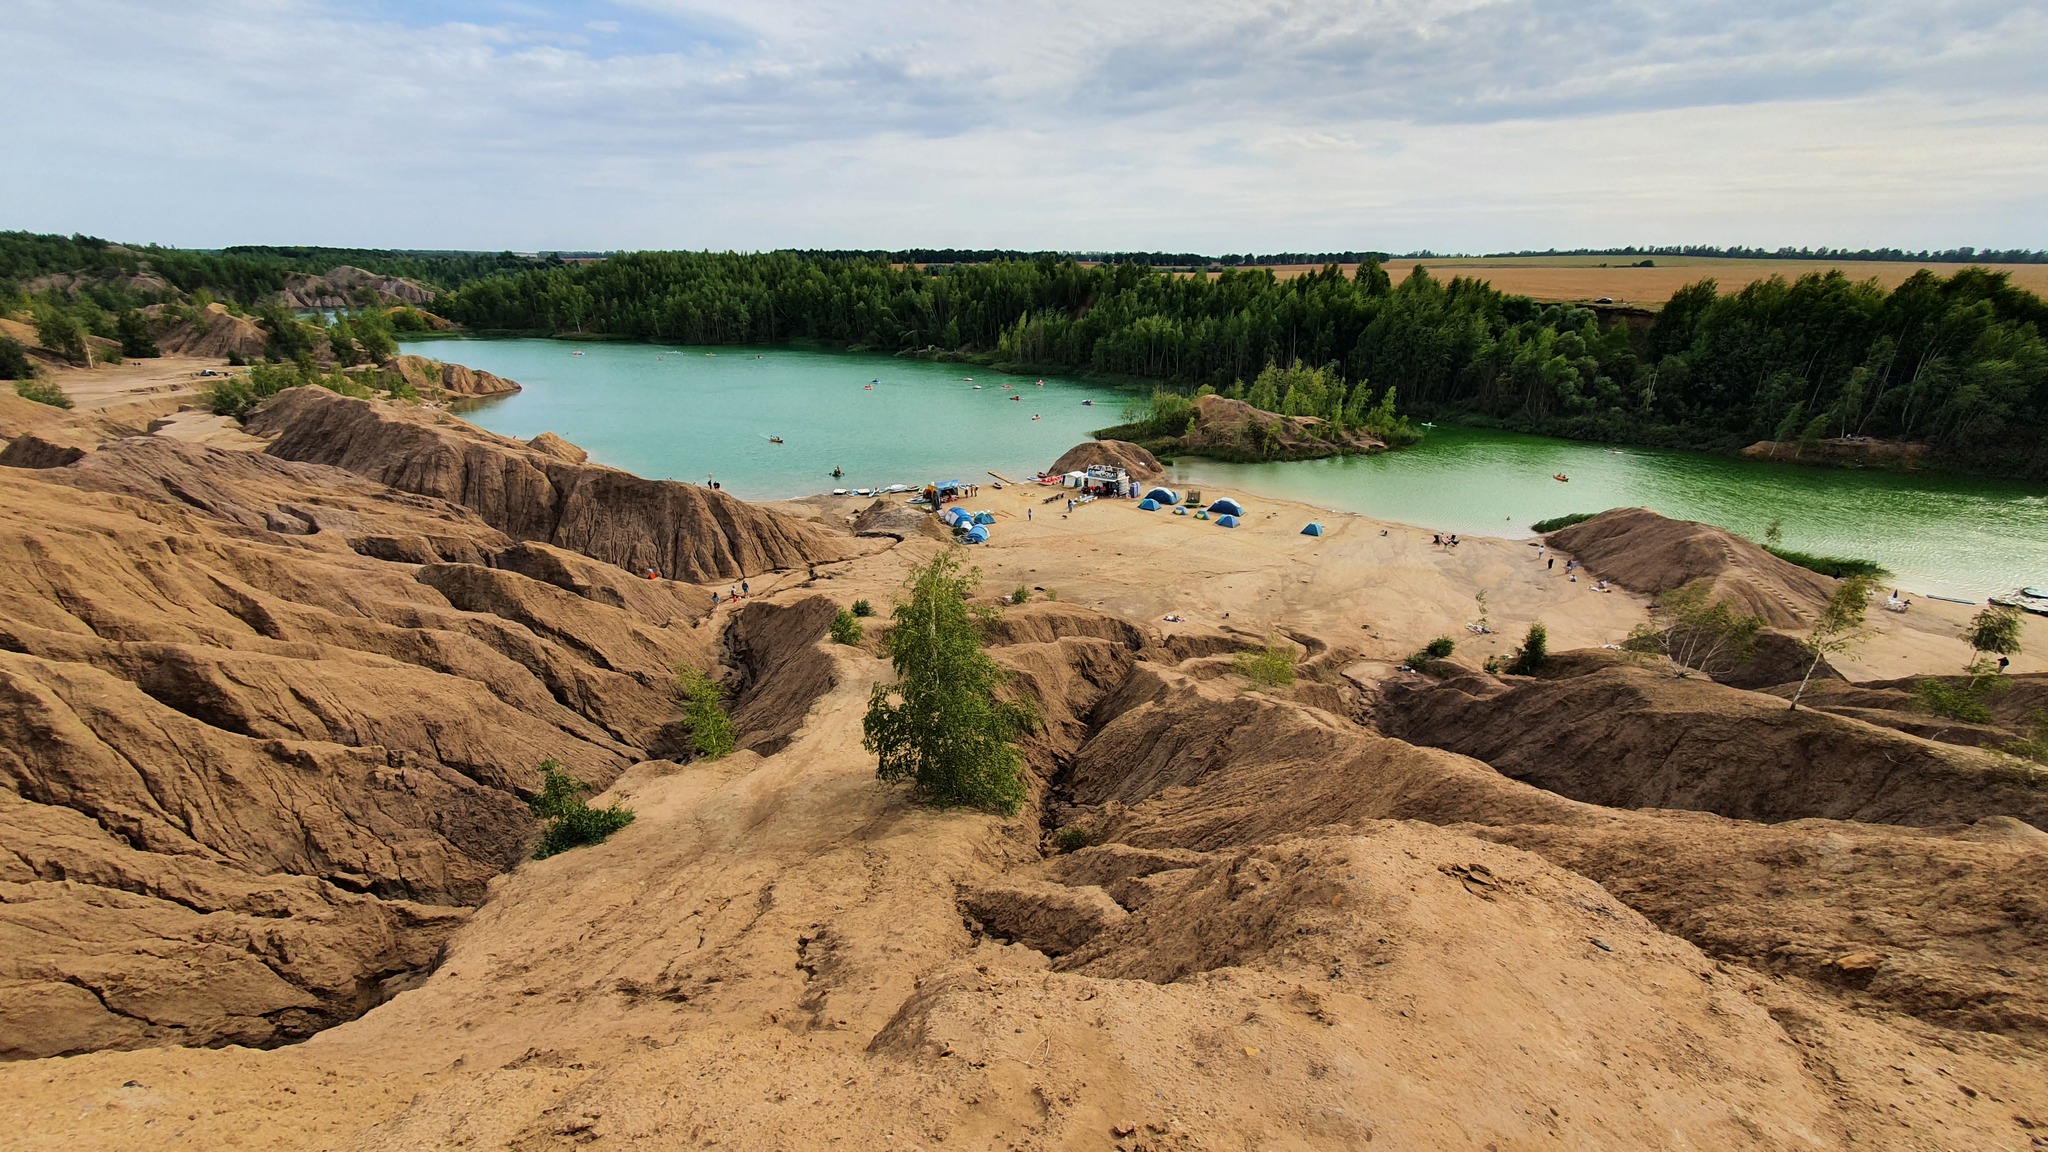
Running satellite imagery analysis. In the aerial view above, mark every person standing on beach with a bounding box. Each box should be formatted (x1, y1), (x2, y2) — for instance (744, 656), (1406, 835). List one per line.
(741, 580), (749, 597)
(1026, 507), (1033, 521)
(1547, 557), (1554, 570)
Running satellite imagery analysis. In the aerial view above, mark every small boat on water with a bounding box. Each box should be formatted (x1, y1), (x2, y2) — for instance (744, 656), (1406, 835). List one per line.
(765, 435), (784, 444)
(1009, 395), (1021, 401)
(1553, 473), (1569, 482)
(864, 384), (874, 390)
(1081, 399), (1094, 406)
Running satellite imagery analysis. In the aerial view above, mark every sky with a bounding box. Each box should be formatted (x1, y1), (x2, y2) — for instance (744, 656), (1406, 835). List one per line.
(7, 0), (2046, 253)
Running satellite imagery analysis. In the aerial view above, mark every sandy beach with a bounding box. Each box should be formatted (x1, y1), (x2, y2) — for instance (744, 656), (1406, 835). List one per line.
(788, 479), (2047, 682)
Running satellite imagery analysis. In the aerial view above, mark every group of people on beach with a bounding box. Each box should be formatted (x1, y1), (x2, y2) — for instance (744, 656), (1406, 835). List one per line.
(711, 580), (750, 605)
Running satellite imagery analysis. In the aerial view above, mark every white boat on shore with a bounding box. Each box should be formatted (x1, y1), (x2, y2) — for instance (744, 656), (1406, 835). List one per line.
(1990, 587), (2048, 616)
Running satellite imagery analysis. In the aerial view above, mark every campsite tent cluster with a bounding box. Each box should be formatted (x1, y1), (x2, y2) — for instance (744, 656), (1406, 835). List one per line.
(1136, 489), (1247, 526)
(939, 504), (995, 544)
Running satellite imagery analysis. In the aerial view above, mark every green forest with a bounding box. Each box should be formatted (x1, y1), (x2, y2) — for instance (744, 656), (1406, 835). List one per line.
(436, 252), (2048, 477)
(5, 232), (2045, 478)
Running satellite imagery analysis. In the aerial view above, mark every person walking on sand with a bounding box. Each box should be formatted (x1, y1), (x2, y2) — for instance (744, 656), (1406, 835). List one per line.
(741, 580), (749, 597)
(1547, 557), (1554, 570)
(1026, 507), (1033, 521)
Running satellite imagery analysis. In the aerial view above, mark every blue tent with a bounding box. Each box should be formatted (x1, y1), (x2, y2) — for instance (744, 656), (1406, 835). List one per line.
(1301, 522), (1324, 537)
(1138, 498), (1162, 511)
(1208, 498), (1245, 517)
(940, 507), (970, 526)
(962, 524), (989, 544)
(1173, 507), (1188, 516)
(1142, 487), (1180, 506)
(1216, 514), (1240, 528)
(971, 511), (996, 525)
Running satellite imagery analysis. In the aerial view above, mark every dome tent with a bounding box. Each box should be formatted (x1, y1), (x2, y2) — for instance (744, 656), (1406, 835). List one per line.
(1138, 498), (1162, 511)
(1301, 522), (1324, 537)
(962, 524), (989, 544)
(971, 511), (996, 525)
(1142, 487), (1180, 506)
(1207, 497), (1245, 517)
(1216, 514), (1240, 528)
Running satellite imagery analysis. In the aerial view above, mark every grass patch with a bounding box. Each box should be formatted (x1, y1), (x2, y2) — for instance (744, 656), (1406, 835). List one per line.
(1764, 546), (1891, 580)
(13, 378), (72, 409)
(850, 599), (875, 617)
(529, 758), (634, 858)
(1233, 635), (1298, 688)
(1051, 825), (1091, 854)
(1530, 511), (1599, 533)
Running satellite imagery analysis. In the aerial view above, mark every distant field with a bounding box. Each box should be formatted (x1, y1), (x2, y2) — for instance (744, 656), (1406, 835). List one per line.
(1247, 257), (2048, 307)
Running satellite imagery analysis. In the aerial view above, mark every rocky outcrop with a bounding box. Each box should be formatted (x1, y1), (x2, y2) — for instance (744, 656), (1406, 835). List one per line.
(527, 431), (587, 463)
(0, 430), (93, 469)
(1047, 439), (1163, 479)
(1547, 506), (1837, 628)
(246, 387), (852, 583)
(384, 354), (521, 399)
(278, 266), (436, 310)
(1742, 436), (1931, 469)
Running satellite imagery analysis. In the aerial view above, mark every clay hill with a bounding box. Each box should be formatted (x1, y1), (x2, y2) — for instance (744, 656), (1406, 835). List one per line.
(1172, 393), (1387, 461)
(136, 302), (270, 361)
(277, 267), (437, 310)
(1547, 505), (1839, 627)
(1047, 439), (1163, 479)
(0, 399), (2045, 1150)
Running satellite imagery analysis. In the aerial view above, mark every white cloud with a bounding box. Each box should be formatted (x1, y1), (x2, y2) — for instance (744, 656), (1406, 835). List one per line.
(2, 0), (2042, 251)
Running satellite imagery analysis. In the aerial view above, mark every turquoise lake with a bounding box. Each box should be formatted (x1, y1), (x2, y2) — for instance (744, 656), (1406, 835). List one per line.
(402, 337), (2048, 602)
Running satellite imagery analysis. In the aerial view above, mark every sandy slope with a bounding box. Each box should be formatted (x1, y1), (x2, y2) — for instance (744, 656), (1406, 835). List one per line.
(2, 381), (2046, 1150)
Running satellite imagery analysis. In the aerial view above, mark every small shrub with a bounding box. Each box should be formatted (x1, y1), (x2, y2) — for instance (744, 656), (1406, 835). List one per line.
(227, 350), (247, 366)
(1051, 825), (1090, 853)
(0, 336), (33, 380)
(2004, 711), (2048, 766)
(829, 607), (864, 645)
(1531, 511), (1599, 533)
(1044, 588), (1058, 601)
(1914, 676), (2004, 723)
(676, 665), (736, 759)
(1763, 545), (1890, 580)
(14, 378), (72, 409)
(1424, 636), (1456, 659)
(1012, 584), (1031, 605)
(1505, 622), (1549, 675)
(1483, 654), (1506, 674)
(1233, 635), (1297, 688)
(528, 758), (634, 858)
(850, 598), (875, 617)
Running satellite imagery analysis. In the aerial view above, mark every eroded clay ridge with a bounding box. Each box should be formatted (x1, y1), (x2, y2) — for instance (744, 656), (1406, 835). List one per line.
(0, 416), (847, 1059)
(246, 387), (852, 585)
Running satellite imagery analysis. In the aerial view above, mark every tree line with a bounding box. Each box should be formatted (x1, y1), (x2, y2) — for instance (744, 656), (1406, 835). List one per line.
(438, 252), (2048, 477)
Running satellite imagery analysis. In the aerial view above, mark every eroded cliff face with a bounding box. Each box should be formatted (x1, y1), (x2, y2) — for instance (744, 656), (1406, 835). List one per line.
(0, 422), (848, 1058)
(246, 387), (852, 584)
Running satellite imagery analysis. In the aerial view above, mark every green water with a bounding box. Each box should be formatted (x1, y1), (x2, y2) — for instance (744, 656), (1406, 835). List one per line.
(404, 338), (2048, 602)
